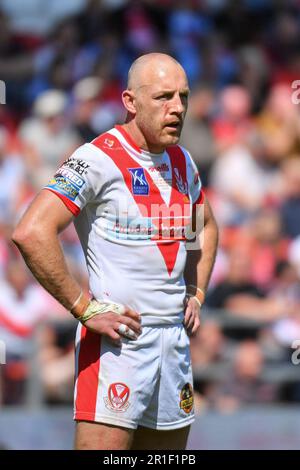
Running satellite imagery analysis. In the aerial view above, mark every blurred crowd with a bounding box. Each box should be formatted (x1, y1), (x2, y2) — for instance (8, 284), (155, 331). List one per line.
(0, 0), (300, 412)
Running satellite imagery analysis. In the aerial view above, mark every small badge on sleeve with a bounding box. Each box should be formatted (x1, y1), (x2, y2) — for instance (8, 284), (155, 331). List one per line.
(46, 168), (85, 201)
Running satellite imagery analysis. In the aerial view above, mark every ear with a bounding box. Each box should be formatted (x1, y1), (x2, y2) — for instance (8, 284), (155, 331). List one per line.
(122, 89), (136, 115)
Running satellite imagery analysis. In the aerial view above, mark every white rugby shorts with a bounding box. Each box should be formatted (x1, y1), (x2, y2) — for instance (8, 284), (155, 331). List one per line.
(74, 322), (195, 430)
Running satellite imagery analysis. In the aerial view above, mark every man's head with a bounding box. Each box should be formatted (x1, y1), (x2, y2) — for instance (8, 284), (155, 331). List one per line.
(122, 53), (189, 153)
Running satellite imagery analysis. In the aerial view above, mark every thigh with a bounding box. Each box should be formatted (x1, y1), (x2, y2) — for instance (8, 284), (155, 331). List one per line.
(74, 324), (161, 429)
(131, 425), (190, 450)
(75, 420), (134, 450)
(141, 325), (194, 430)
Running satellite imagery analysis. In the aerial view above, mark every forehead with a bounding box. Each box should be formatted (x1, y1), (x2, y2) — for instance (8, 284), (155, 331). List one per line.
(137, 63), (189, 93)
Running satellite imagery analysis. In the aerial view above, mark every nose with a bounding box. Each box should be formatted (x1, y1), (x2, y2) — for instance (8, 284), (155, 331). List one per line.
(170, 93), (185, 116)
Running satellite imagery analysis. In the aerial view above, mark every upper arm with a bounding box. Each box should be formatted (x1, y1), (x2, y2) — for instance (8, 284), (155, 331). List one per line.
(203, 194), (217, 227)
(44, 143), (104, 215)
(14, 189), (74, 240)
(15, 142), (107, 237)
(183, 148), (204, 206)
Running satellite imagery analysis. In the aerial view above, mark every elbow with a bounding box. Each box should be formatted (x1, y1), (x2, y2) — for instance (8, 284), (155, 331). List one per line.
(11, 226), (27, 248)
(11, 224), (39, 249)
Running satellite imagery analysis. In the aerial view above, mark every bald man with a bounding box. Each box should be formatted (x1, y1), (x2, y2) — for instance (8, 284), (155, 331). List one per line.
(12, 53), (218, 450)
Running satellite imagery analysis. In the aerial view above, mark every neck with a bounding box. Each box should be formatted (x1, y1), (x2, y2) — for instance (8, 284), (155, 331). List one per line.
(121, 121), (165, 154)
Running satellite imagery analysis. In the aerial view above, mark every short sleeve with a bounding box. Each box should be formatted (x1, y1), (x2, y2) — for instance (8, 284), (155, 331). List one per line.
(184, 148), (204, 206)
(43, 143), (104, 216)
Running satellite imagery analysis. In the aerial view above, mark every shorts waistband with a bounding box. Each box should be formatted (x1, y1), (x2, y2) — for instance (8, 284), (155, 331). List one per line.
(141, 313), (184, 327)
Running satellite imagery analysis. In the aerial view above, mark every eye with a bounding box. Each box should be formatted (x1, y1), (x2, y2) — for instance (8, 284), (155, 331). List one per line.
(180, 93), (189, 102)
(155, 93), (173, 101)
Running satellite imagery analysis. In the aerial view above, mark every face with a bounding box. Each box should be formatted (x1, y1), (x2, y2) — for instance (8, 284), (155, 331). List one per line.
(126, 62), (189, 152)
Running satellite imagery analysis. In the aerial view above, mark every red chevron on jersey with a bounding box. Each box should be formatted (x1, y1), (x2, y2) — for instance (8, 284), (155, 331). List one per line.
(92, 131), (189, 275)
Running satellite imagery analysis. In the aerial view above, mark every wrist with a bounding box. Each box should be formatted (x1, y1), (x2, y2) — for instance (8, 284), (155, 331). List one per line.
(186, 284), (205, 305)
(186, 293), (202, 308)
(70, 293), (90, 319)
(77, 299), (126, 325)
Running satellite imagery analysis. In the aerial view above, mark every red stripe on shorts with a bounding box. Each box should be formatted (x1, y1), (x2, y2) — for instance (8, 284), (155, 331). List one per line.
(75, 326), (101, 421)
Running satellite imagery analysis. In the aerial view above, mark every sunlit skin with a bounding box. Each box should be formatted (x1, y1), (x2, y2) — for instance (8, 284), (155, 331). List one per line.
(12, 53), (219, 450)
(122, 53), (190, 153)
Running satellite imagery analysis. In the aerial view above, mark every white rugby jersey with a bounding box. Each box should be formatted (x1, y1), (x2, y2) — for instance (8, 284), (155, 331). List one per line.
(44, 126), (204, 326)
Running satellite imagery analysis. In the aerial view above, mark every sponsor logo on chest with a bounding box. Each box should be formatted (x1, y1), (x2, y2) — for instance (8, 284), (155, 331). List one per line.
(148, 163), (170, 173)
(128, 168), (149, 196)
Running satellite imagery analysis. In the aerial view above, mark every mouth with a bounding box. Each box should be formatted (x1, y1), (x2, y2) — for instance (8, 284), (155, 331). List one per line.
(164, 121), (182, 132)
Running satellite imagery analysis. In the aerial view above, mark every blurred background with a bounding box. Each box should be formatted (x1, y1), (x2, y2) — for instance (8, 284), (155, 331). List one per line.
(1, 0), (300, 450)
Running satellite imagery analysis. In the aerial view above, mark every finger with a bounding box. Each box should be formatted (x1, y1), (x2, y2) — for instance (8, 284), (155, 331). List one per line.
(116, 323), (138, 340)
(190, 316), (201, 336)
(119, 315), (142, 335)
(186, 307), (200, 335)
(184, 302), (195, 329)
(107, 329), (122, 346)
(183, 305), (192, 325)
(186, 311), (195, 331)
(123, 307), (142, 323)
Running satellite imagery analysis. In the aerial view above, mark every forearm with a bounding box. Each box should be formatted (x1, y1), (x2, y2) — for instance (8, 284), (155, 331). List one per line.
(184, 216), (218, 295)
(13, 227), (142, 340)
(13, 229), (84, 312)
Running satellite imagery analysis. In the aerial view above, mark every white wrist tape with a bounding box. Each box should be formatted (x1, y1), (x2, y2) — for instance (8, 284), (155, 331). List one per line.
(80, 300), (125, 324)
(186, 293), (202, 308)
(70, 290), (83, 313)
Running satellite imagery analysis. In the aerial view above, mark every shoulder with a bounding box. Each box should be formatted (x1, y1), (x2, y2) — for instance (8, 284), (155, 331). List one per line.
(178, 145), (195, 165)
(166, 144), (195, 170)
(167, 144), (196, 168)
(172, 145), (199, 179)
(63, 139), (113, 169)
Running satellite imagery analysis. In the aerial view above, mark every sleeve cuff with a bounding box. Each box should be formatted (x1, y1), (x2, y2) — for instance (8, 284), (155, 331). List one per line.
(193, 189), (204, 208)
(44, 188), (81, 216)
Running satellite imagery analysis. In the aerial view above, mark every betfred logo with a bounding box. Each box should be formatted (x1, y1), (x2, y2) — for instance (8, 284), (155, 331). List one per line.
(55, 168), (85, 187)
(104, 382), (130, 412)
